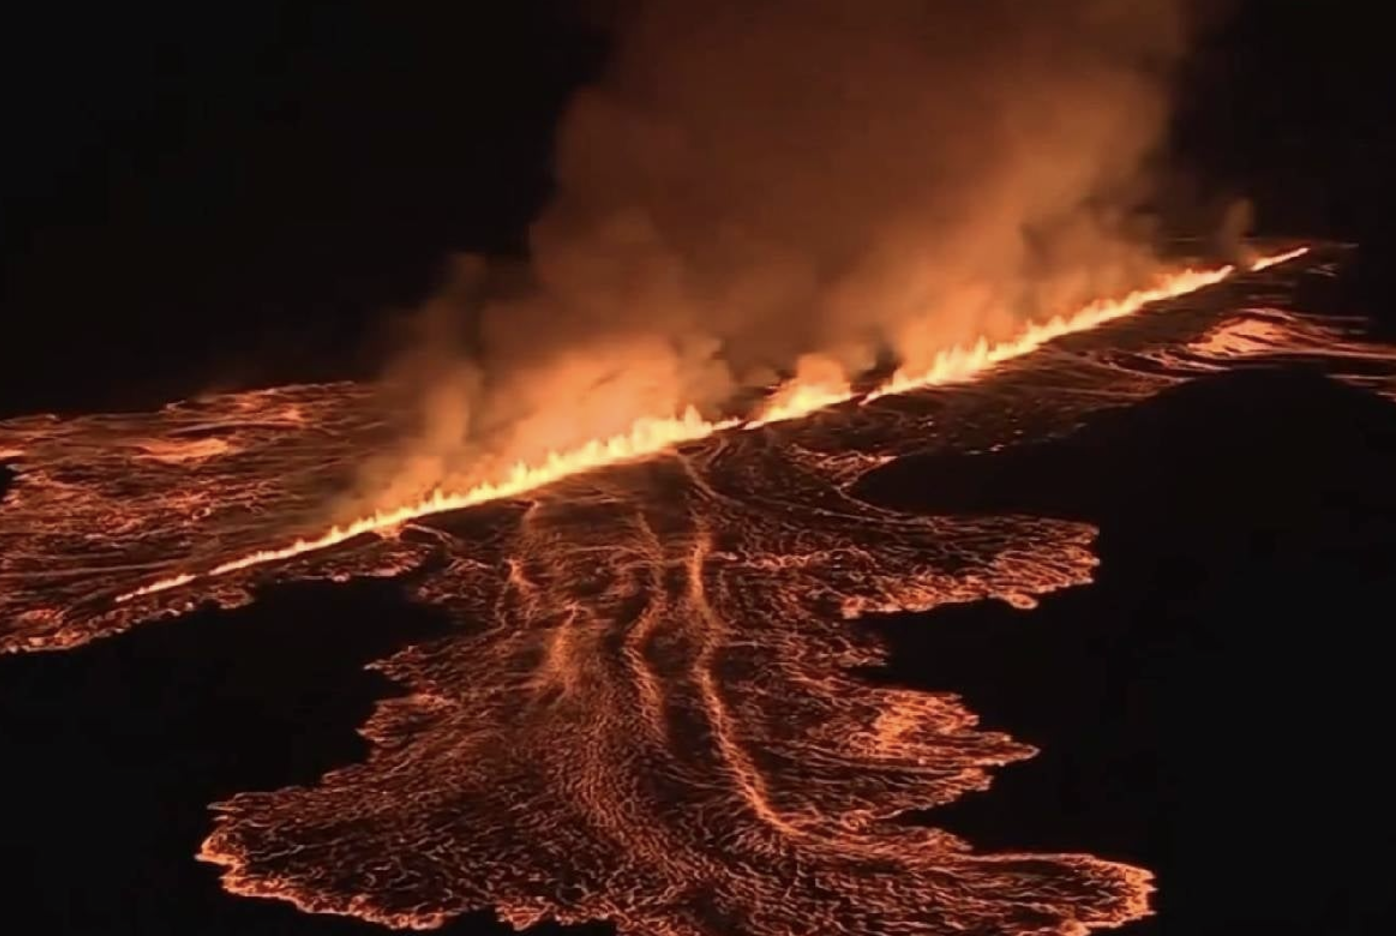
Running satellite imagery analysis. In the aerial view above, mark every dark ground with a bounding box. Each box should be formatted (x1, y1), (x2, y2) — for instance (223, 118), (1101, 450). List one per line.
(857, 362), (1396, 936)
(3, 319), (1393, 936)
(2, 2), (1394, 935)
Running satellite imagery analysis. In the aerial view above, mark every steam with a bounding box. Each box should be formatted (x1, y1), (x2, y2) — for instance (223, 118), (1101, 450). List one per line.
(361, 0), (1201, 510)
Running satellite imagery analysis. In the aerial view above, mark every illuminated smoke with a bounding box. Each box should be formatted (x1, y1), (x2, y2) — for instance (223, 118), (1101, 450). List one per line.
(2, 250), (1372, 935)
(366, 0), (1202, 509)
(113, 254), (1305, 605)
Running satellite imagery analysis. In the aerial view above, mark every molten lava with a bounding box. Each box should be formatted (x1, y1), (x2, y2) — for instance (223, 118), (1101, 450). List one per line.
(117, 406), (737, 601)
(865, 264), (1238, 399)
(1250, 245), (1309, 271)
(6, 244), (1380, 936)
(114, 248), (1307, 603)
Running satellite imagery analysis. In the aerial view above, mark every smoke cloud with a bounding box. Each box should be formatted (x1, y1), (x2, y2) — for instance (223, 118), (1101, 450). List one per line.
(362, 0), (1203, 508)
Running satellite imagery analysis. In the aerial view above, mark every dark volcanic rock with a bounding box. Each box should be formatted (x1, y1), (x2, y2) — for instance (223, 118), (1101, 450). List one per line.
(855, 368), (1396, 936)
(0, 580), (612, 936)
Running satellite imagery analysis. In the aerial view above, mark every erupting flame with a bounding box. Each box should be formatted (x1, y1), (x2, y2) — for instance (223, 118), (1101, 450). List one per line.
(751, 365), (856, 425)
(118, 407), (735, 600)
(117, 246), (1308, 602)
(1250, 245), (1310, 271)
(866, 264), (1240, 400)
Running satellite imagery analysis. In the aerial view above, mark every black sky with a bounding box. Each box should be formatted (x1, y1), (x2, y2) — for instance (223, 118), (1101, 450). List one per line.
(1, 1), (1389, 414)
(2, 3), (604, 414)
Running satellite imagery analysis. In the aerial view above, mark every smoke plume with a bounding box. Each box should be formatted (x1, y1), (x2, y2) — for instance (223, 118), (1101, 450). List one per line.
(363, 0), (1201, 509)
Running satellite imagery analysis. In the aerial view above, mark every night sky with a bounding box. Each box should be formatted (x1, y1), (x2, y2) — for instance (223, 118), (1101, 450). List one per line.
(2, 2), (1390, 416)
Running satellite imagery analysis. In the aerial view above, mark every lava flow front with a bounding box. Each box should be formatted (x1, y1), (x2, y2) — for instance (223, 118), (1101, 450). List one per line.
(6, 245), (1392, 936)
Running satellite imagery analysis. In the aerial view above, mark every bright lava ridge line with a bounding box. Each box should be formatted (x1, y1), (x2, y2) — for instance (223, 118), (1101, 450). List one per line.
(116, 247), (1308, 602)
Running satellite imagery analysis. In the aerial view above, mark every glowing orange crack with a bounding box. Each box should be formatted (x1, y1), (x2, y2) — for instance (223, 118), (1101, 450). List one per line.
(865, 264), (1237, 400)
(116, 247), (1308, 602)
(1251, 245), (1309, 271)
(117, 407), (737, 601)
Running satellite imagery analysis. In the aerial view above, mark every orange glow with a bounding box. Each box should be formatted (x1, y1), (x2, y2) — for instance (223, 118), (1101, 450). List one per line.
(750, 354), (857, 425)
(117, 406), (735, 601)
(751, 379), (857, 426)
(115, 246), (1308, 603)
(1250, 245), (1309, 271)
(865, 264), (1239, 400)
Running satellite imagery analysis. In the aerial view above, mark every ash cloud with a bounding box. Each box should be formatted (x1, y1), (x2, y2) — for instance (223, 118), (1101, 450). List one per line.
(363, 0), (1204, 507)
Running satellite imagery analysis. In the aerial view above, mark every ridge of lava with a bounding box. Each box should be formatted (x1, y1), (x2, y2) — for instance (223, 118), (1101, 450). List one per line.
(112, 246), (1308, 604)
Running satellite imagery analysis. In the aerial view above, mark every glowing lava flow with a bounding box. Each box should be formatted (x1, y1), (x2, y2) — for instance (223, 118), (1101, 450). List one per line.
(866, 264), (1238, 400)
(752, 374), (857, 425)
(117, 407), (736, 601)
(116, 247), (1307, 602)
(1251, 245), (1309, 271)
